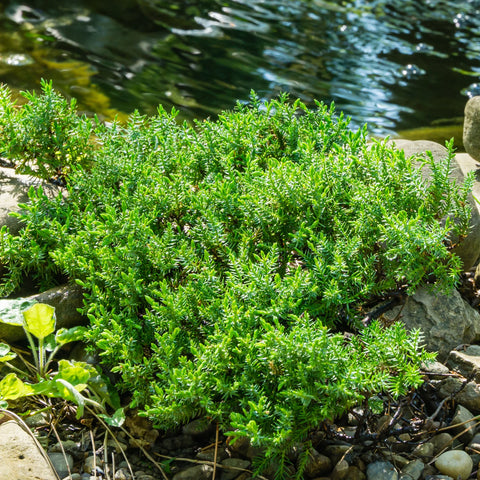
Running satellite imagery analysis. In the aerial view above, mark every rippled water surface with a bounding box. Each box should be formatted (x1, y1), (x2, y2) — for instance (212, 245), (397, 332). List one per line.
(1, 0), (480, 135)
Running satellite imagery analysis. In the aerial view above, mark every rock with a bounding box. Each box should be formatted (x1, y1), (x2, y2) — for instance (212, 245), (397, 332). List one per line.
(400, 459), (424, 480)
(62, 475), (82, 480)
(431, 433), (454, 454)
(450, 405), (476, 444)
(182, 417), (213, 437)
(0, 283), (87, 343)
(422, 361), (450, 379)
(172, 464), (214, 480)
(0, 165), (63, 235)
(324, 444), (352, 465)
(196, 446), (229, 462)
(0, 420), (59, 480)
(435, 450), (473, 480)
(304, 448), (332, 478)
(331, 459), (349, 480)
(24, 411), (50, 428)
(48, 452), (74, 479)
(463, 96), (480, 161)
(425, 476), (454, 480)
(447, 349), (480, 382)
(454, 381), (480, 413)
(345, 466), (366, 480)
(84, 455), (97, 474)
(220, 458), (251, 480)
(124, 409), (159, 448)
(366, 460), (398, 480)
(390, 140), (480, 269)
(436, 369), (480, 414)
(114, 468), (132, 480)
(383, 286), (480, 361)
(412, 442), (434, 459)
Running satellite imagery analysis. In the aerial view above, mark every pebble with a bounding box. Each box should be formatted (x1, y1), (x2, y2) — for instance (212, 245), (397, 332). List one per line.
(366, 461), (398, 480)
(48, 452), (74, 479)
(400, 459), (424, 480)
(172, 464), (214, 480)
(304, 448), (332, 477)
(331, 459), (349, 479)
(182, 418), (213, 437)
(435, 450), (473, 480)
(324, 444), (352, 464)
(220, 458), (251, 480)
(114, 467), (133, 480)
(432, 433), (454, 454)
(61, 475), (82, 480)
(450, 405), (476, 443)
(84, 455), (97, 473)
(412, 442), (434, 459)
(345, 465), (366, 480)
(24, 411), (50, 428)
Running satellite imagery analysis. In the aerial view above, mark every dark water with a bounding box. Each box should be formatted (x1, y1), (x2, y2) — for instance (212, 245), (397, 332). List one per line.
(1, 0), (480, 136)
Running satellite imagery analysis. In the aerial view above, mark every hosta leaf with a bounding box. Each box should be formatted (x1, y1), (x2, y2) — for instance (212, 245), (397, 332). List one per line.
(0, 298), (37, 326)
(22, 303), (56, 339)
(0, 373), (34, 400)
(98, 407), (125, 427)
(44, 334), (56, 352)
(0, 343), (16, 363)
(30, 380), (58, 397)
(55, 378), (86, 418)
(54, 359), (93, 387)
(55, 326), (88, 345)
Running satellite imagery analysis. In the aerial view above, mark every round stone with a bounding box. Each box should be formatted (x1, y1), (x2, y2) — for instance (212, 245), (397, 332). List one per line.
(435, 450), (473, 480)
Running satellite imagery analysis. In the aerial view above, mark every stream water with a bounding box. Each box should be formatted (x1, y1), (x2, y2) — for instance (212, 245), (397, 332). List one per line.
(0, 0), (480, 139)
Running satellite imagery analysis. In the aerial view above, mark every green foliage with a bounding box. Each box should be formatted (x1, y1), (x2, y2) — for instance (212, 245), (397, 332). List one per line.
(0, 303), (122, 423)
(0, 87), (471, 475)
(0, 79), (93, 180)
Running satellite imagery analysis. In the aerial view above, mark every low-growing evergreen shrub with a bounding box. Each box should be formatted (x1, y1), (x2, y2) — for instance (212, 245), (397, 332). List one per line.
(0, 79), (93, 180)
(0, 87), (473, 477)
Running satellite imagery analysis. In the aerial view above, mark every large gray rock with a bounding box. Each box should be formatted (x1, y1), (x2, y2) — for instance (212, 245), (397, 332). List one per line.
(0, 165), (63, 235)
(383, 286), (480, 362)
(463, 96), (480, 161)
(390, 139), (480, 270)
(0, 419), (59, 480)
(0, 283), (87, 343)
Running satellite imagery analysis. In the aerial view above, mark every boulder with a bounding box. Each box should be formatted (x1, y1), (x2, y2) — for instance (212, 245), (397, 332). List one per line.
(0, 419), (59, 480)
(0, 283), (87, 343)
(463, 96), (480, 161)
(383, 286), (480, 362)
(389, 139), (480, 270)
(0, 165), (63, 235)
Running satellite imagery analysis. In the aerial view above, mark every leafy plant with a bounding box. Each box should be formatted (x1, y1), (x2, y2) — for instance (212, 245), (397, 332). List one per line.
(0, 86), (472, 476)
(0, 79), (93, 180)
(0, 302), (122, 422)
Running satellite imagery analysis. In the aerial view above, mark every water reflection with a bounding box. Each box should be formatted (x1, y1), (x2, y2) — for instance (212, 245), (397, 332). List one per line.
(0, 0), (479, 136)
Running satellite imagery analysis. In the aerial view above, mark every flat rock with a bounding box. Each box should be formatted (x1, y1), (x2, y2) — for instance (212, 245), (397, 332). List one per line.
(447, 349), (480, 382)
(0, 419), (59, 480)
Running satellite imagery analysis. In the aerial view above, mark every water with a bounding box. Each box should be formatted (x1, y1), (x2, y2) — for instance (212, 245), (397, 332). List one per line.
(1, 0), (480, 137)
